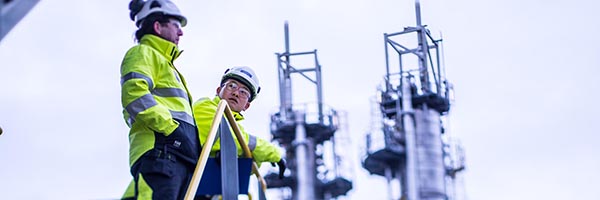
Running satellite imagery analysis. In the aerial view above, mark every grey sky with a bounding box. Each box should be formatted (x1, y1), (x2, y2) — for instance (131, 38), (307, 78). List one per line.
(1, 0), (599, 199)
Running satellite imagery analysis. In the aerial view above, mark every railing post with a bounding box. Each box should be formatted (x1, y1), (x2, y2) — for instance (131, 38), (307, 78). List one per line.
(258, 181), (267, 200)
(184, 101), (228, 200)
(220, 116), (239, 200)
(184, 100), (269, 200)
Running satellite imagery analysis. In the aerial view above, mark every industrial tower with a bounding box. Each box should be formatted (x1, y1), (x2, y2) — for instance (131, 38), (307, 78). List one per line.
(263, 22), (353, 200)
(362, 1), (466, 200)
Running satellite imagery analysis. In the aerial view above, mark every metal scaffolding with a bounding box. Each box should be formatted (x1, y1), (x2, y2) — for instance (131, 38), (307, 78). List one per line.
(362, 1), (465, 200)
(264, 22), (353, 200)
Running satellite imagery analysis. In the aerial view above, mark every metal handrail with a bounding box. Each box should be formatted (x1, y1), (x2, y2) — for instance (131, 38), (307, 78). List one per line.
(184, 100), (268, 200)
(224, 103), (269, 193)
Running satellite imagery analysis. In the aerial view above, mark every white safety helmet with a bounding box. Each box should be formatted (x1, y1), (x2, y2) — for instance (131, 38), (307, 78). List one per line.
(221, 67), (261, 102)
(130, 0), (187, 28)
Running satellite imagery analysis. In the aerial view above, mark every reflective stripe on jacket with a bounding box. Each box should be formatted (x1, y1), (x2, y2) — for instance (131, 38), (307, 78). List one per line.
(193, 96), (281, 163)
(121, 34), (198, 167)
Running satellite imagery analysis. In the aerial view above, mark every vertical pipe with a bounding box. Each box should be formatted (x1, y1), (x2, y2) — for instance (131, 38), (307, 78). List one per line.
(295, 111), (315, 200)
(440, 38), (450, 100)
(415, 0), (422, 27)
(415, 0), (430, 92)
(277, 53), (287, 119)
(435, 43), (442, 95)
(398, 54), (404, 106)
(285, 21), (290, 56)
(283, 22), (293, 119)
(384, 33), (391, 91)
(399, 164), (408, 200)
(399, 52), (404, 76)
(307, 139), (316, 199)
(401, 77), (419, 200)
(315, 50), (324, 124)
(385, 167), (393, 200)
(418, 28), (430, 93)
(331, 135), (338, 177)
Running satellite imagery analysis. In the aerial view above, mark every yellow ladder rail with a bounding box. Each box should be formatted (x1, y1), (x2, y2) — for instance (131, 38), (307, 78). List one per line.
(223, 104), (269, 192)
(184, 100), (268, 200)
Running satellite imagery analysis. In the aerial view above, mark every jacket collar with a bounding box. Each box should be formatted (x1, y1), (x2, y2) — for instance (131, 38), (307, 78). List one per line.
(213, 96), (244, 121)
(140, 34), (183, 62)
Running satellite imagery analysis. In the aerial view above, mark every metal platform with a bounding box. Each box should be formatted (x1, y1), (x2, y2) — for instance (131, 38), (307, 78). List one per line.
(381, 92), (450, 118)
(270, 112), (338, 145)
(363, 147), (405, 177)
(264, 172), (296, 188)
(264, 173), (353, 198)
(321, 177), (353, 197)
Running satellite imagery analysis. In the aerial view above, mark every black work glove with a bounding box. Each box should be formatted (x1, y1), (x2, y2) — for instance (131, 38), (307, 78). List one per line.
(271, 159), (286, 179)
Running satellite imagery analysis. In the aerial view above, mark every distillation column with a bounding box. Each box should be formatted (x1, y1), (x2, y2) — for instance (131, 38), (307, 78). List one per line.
(265, 22), (353, 200)
(362, 1), (465, 200)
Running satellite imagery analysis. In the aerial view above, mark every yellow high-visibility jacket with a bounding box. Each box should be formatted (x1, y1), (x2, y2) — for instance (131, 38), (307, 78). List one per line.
(120, 34), (198, 167)
(194, 96), (281, 163)
(121, 96), (282, 199)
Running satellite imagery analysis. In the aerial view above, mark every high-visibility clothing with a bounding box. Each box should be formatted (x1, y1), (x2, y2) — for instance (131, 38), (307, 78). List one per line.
(193, 96), (281, 163)
(120, 34), (199, 167)
(122, 96), (282, 199)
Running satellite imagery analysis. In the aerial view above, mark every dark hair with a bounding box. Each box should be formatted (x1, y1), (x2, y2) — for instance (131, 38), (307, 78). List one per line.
(134, 12), (171, 42)
(128, 0), (145, 21)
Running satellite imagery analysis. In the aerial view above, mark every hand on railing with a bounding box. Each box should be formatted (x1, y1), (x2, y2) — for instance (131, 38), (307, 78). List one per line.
(271, 159), (287, 179)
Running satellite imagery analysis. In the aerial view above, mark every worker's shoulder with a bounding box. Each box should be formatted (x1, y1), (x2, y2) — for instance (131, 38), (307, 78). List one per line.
(122, 44), (160, 66)
(125, 43), (155, 55)
(193, 97), (212, 106)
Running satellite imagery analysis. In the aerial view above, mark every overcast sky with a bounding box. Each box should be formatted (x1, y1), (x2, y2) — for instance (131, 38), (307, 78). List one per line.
(1, 0), (599, 199)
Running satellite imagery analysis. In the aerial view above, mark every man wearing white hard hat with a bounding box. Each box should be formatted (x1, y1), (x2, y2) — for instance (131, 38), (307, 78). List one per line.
(119, 0), (199, 199)
(193, 66), (286, 199)
(195, 66), (286, 168)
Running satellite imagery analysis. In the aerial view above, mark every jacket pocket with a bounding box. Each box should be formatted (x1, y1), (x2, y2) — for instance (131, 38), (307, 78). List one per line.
(154, 119), (200, 163)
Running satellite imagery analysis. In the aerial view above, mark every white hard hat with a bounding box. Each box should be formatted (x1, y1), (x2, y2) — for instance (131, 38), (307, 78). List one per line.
(221, 67), (261, 101)
(129, 0), (187, 27)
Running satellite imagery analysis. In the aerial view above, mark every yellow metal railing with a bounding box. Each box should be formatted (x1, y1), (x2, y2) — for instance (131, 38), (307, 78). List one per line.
(184, 100), (268, 200)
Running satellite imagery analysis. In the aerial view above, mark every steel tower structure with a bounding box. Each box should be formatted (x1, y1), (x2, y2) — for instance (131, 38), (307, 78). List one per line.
(362, 1), (465, 200)
(263, 22), (353, 200)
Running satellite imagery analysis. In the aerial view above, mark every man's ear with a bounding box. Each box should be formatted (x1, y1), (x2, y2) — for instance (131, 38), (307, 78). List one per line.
(216, 86), (222, 96)
(153, 21), (162, 34)
(242, 102), (251, 111)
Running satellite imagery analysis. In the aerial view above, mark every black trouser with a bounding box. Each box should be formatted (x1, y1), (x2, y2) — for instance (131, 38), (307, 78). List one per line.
(130, 119), (199, 200)
(131, 149), (193, 200)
